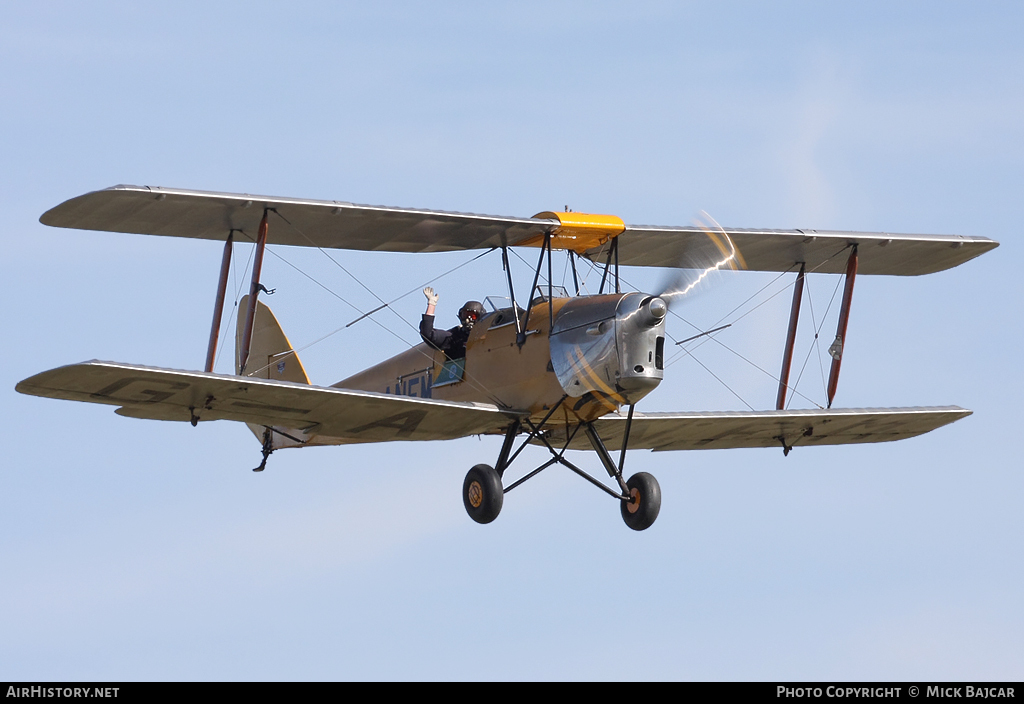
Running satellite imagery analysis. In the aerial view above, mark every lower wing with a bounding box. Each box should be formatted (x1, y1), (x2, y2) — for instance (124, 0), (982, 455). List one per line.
(16, 361), (516, 443)
(544, 407), (971, 452)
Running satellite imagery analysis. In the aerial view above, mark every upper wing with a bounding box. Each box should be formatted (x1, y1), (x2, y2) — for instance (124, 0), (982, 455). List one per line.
(605, 225), (998, 276)
(542, 407), (971, 452)
(40, 184), (554, 254)
(16, 361), (516, 443)
(40, 185), (997, 275)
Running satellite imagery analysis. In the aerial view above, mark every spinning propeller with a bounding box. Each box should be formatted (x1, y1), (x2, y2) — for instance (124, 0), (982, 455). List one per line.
(654, 211), (746, 311)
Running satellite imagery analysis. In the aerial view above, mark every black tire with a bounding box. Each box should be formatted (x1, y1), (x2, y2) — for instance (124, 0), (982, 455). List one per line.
(620, 472), (661, 531)
(463, 464), (503, 524)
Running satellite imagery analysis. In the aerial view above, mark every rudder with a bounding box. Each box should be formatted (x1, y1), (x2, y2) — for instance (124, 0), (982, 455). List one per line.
(235, 295), (311, 384)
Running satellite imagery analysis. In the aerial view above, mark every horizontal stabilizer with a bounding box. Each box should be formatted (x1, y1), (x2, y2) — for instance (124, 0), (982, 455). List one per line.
(40, 185), (997, 275)
(542, 406), (972, 452)
(16, 361), (516, 443)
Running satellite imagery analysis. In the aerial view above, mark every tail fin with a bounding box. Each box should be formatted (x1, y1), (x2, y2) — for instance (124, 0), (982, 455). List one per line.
(235, 295), (310, 384)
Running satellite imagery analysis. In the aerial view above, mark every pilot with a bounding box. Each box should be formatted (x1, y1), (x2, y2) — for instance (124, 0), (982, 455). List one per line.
(420, 287), (484, 360)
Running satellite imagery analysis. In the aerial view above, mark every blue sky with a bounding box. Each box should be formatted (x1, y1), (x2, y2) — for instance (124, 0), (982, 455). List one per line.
(2, 2), (1021, 680)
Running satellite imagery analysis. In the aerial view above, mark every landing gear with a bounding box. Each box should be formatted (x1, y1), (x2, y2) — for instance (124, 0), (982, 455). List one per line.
(463, 464), (503, 524)
(620, 472), (661, 531)
(466, 412), (662, 530)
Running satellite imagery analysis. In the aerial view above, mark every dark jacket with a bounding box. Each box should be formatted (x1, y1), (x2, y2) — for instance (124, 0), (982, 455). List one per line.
(420, 314), (471, 360)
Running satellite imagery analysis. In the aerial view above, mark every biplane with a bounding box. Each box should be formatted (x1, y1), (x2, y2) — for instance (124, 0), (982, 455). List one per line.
(16, 185), (999, 530)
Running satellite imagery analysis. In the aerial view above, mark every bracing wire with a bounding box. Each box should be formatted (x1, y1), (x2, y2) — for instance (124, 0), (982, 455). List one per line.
(783, 272), (842, 407)
(351, 248), (495, 327)
(227, 235), (508, 407)
(684, 350), (756, 411)
(620, 243), (854, 410)
(269, 210), (421, 336)
(220, 214), (858, 414)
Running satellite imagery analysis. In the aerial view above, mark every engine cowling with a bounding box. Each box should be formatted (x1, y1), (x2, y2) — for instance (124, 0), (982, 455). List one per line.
(549, 292), (667, 408)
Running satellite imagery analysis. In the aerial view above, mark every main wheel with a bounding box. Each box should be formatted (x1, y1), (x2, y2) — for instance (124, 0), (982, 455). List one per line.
(463, 464), (503, 524)
(620, 472), (661, 531)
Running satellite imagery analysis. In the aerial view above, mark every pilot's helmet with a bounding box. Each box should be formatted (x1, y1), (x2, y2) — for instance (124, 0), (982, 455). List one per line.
(458, 301), (485, 326)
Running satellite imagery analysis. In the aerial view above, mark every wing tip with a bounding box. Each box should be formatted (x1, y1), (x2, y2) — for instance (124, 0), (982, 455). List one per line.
(39, 187), (128, 228)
